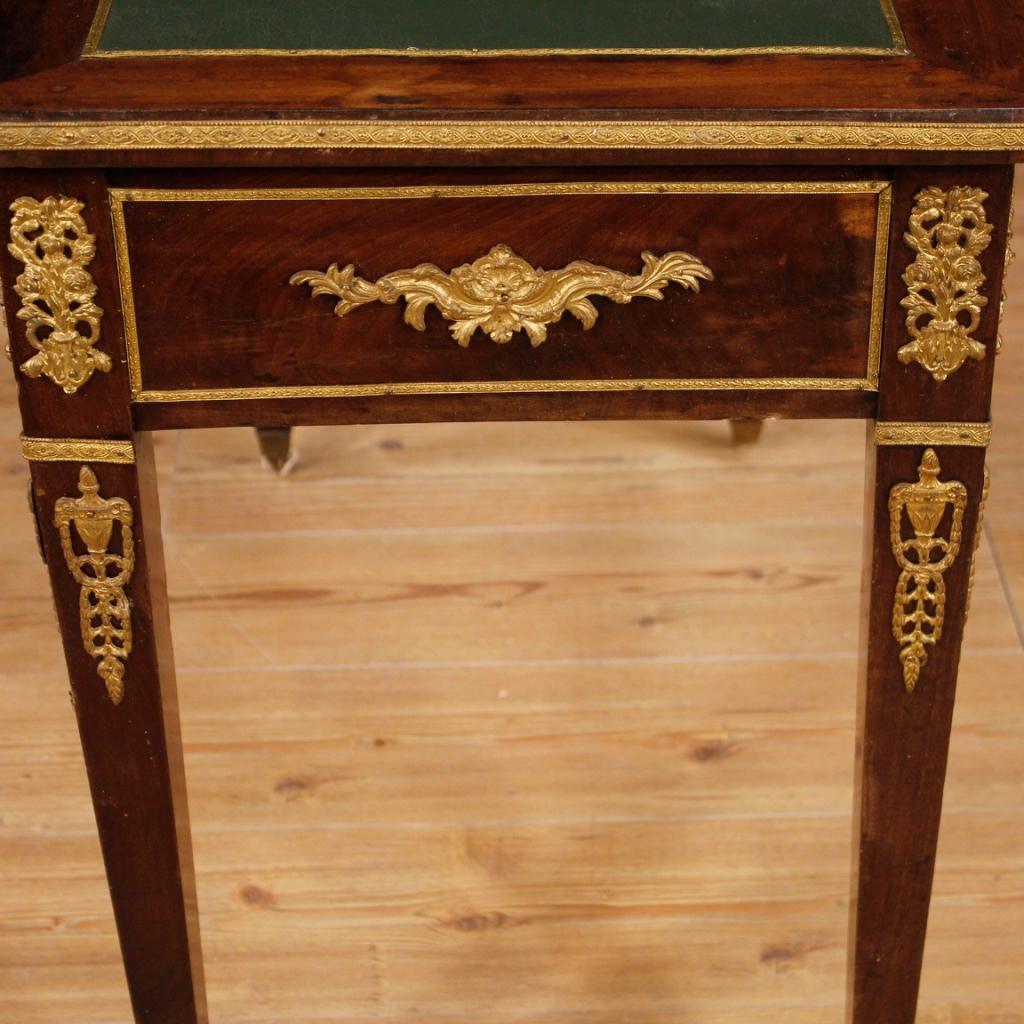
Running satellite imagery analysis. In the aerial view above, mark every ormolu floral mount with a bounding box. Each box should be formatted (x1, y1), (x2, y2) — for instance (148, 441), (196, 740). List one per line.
(8, 196), (110, 394)
(900, 186), (993, 381)
(291, 243), (713, 347)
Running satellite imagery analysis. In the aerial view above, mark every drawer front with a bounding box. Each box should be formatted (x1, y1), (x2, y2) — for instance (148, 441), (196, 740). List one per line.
(111, 179), (891, 404)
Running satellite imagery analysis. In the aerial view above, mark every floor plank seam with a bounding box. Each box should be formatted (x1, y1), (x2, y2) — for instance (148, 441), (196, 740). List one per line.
(985, 523), (1024, 650)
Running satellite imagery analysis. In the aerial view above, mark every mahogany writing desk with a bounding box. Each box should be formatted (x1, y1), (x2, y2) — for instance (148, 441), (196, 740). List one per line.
(0, 1), (1021, 1021)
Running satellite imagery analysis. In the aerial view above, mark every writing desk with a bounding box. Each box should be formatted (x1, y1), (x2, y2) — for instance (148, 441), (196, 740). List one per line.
(0, 1), (1021, 1021)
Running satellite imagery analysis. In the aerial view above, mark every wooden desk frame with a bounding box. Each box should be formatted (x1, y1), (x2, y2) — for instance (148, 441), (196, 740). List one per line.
(2, 0), (1023, 1020)
(0, 157), (1012, 1024)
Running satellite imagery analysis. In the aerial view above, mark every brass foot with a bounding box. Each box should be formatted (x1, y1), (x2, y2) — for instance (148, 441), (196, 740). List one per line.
(729, 418), (765, 446)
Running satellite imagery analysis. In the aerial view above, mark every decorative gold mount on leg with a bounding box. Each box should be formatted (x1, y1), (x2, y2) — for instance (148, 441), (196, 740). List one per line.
(21, 436), (136, 464)
(255, 426), (297, 475)
(888, 449), (968, 692)
(54, 467), (135, 704)
(965, 466), (991, 621)
(997, 192), (1016, 356)
(8, 196), (110, 394)
(291, 243), (712, 348)
(729, 418), (765, 446)
(899, 186), (993, 381)
(874, 421), (992, 447)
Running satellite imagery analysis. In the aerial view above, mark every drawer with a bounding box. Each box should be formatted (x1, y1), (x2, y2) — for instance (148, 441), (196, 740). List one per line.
(110, 177), (891, 404)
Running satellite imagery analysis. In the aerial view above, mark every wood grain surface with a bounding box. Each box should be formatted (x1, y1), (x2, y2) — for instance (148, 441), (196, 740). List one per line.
(0, 189), (1021, 1024)
(116, 178), (883, 396)
(4, 0), (1024, 123)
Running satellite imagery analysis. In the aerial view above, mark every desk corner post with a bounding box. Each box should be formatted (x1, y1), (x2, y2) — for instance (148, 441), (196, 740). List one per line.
(2, 170), (208, 1024)
(848, 432), (988, 1024)
(21, 436), (209, 1024)
(846, 165), (1012, 1024)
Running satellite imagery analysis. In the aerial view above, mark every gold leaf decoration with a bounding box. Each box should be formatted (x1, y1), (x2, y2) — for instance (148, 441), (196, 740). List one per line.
(965, 465), (991, 622)
(8, 196), (110, 393)
(997, 193), (1015, 355)
(888, 449), (968, 692)
(873, 422), (992, 448)
(899, 186), (993, 381)
(20, 437), (136, 464)
(54, 467), (135, 704)
(291, 243), (712, 347)
(4, 120), (1024, 153)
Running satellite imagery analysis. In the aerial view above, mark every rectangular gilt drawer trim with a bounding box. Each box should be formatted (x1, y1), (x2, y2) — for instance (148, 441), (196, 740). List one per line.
(132, 377), (874, 404)
(110, 180), (892, 404)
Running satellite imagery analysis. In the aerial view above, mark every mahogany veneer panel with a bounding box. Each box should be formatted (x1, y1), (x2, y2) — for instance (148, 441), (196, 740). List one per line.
(115, 178), (888, 400)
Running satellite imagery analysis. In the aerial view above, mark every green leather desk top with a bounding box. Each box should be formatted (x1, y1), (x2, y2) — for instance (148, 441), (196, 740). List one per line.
(86, 0), (905, 56)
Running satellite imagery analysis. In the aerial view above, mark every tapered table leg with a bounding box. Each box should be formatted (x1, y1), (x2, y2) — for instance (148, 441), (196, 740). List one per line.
(728, 417), (764, 445)
(27, 434), (207, 1024)
(255, 425), (296, 474)
(847, 434), (989, 1024)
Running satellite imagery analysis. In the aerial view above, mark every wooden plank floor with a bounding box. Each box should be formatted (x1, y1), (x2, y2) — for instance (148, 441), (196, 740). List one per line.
(2, 195), (1023, 1023)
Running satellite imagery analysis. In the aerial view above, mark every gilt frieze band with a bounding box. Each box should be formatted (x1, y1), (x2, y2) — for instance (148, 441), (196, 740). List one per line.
(874, 422), (992, 448)
(21, 437), (136, 464)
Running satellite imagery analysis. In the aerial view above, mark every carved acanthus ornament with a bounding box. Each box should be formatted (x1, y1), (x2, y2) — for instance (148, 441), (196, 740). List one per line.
(8, 196), (110, 393)
(54, 467), (135, 704)
(899, 186), (992, 381)
(291, 243), (712, 347)
(889, 450), (968, 692)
